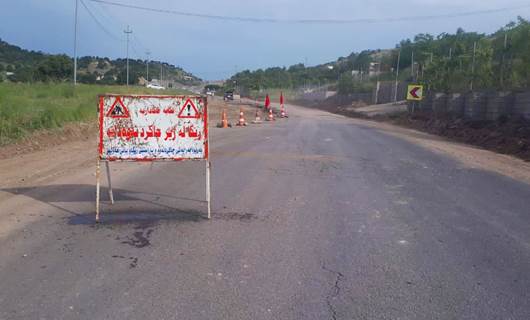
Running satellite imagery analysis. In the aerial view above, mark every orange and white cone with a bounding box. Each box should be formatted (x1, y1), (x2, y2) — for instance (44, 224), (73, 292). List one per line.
(236, 108), (247, 126)
(220, 109), (228, 128)
(252, 109), (262, 124)
(267, 107), (275, 121)
(280, 104), (287, 118)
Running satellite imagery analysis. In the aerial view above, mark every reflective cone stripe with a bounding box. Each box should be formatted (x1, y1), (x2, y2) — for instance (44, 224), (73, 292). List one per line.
(268, 108), (274, 121)
(237, 108), (246, 126)
(221, 109), (228, 128)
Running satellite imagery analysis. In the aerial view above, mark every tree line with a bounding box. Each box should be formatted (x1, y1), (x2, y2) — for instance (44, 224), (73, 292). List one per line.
(0, 39), (200, 84)
(228, 17), (530, 95)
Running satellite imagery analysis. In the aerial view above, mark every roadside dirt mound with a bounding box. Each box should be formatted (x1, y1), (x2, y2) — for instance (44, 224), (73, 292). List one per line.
(0, 121), (97, 160)
(294, 99), (530, 162)
(379, 113), (530, 162)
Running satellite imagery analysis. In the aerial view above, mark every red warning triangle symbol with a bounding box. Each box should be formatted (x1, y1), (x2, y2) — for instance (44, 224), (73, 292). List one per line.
(106, 97), (130, 118)
(178, 98), (200, 119)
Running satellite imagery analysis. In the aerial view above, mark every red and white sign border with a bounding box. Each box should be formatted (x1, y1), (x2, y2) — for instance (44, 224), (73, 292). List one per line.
(98, 94), (209, 162)
(95, 94), (211, 222)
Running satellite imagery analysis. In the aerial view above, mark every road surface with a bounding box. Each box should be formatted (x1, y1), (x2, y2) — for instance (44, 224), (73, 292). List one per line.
(1, 103), (530, 319)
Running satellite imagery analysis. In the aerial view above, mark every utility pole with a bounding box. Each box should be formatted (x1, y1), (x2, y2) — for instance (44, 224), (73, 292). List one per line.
(411, 51), (414, 78)
(394, 49), (401, 102)
(124, 25), (133, 86)
(145, 50), (151, 84)
(160, 64), (163, 86)
(501, 33), (508, 89)
(73, 0), (79, 85)
(470, 41), (476, 91)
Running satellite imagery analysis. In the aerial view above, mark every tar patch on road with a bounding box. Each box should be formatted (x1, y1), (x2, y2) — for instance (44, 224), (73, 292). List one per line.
(111, 255), (139, 268)
(213, 210), (258, 222)
(120, 222), (155, 248)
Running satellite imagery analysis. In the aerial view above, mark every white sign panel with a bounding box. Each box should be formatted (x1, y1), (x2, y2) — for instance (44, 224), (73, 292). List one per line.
(98, 95), (208, 161)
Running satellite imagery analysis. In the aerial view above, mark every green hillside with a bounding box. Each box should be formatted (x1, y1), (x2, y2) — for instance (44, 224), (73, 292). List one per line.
(0, 39), (201, 85)
(229, 17), (530, 94)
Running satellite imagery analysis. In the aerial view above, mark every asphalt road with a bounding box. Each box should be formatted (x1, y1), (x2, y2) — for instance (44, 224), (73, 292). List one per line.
(1, 104), (530, 320)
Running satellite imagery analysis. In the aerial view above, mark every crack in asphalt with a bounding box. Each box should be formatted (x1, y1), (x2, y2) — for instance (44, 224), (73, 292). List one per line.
(322, 262), (344, 320)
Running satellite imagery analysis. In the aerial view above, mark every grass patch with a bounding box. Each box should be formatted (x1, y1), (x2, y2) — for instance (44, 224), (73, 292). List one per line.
(0, 82), (191, 145)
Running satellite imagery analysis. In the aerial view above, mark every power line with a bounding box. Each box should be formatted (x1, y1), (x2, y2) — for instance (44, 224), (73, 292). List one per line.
(88, 0), (150, 59)
(86, 0), (127, 35)
(88, 0), (530, 24)
(80, 0), (122, 41)
(131, 33), (148, 53)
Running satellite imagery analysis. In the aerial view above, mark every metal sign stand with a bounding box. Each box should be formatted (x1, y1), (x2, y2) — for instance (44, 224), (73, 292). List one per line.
(95, 159), (210, 222)
(206, 160), (211, 219)
(95, 159), (115, 222)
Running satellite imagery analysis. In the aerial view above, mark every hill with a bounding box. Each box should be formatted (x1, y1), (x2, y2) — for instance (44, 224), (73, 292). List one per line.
(0, 39), (201, 86)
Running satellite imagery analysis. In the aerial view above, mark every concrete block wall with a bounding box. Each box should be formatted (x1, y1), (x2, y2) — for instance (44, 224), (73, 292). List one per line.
(447, 93), (465, 117)
(433, 93), (448, 115)
(464, 92), (487, 121)
(413, 90), (529, 121)
(513, 92), (530, 120)
(485, 92), (514, 121)
(373, 81), (409, 105)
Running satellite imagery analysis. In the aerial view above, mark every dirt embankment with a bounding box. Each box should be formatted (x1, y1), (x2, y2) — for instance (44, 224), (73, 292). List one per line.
(361, 113), (530, 162)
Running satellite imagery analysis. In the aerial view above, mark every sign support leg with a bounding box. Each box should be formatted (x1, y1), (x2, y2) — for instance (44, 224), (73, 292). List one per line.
(206, 160), (211, 219)
(96, 158), (101, 222)
(105, 161), (114, 204)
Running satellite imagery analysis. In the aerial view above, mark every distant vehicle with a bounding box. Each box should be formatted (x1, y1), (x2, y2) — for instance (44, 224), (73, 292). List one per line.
(206, 91), (215, 96)
(224, 91), (234, 101)
(147, 84), (165, 90)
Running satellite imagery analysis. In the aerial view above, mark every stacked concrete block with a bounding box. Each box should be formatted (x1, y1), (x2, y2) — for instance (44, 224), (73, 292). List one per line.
(513, 92), (530, 120)
(446, 93), (465, 117)
(485, 92), (514, 121)
(464, 92), (487, 120)
(432, 93), (448, 115)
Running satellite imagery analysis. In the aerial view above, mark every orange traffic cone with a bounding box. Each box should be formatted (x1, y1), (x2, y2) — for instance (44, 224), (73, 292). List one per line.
(280, 104), (287, 118)
(267, 107), (275, 121)
(236, 108), (247, 126)
(219, 109), (228, 128)
(252, 109), (262, 124)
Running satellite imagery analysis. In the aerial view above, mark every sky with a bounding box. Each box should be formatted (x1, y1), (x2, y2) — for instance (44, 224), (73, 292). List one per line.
(1, 0), (530, 80)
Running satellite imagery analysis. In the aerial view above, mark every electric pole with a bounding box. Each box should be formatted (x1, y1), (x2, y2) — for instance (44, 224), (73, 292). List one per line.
(73, 0), (79, 85)
(124, 25), (133, 86)
(146, 50), (151, 84)
(501, 33), (507, 89)
(411, 51), (414, 78)
(394, 49), (401, 102)
(470, 42), (476, 91)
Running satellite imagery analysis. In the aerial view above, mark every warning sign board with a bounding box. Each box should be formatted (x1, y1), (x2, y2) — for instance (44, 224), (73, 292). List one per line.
(98, 95), (208, 161)
(407, 85), (424, 101)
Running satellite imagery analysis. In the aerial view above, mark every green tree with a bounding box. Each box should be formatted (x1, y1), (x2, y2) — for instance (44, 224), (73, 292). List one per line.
(35, 55), (73, 81)
(338, 72), (354, 94)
